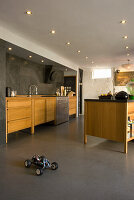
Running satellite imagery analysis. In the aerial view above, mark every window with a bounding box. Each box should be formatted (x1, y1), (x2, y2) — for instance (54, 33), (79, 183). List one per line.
(92, 69), (111, 79)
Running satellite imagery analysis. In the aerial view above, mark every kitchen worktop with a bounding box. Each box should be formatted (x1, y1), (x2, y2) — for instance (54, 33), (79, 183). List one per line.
(84, 98), (134, 103)
(6, 95), (70, 100)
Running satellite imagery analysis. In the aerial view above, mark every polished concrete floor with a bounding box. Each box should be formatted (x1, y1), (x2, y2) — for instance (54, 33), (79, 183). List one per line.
(1, 116), (134, 200)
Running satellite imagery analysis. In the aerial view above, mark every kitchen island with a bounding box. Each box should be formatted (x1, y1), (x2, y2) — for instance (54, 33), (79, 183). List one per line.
(84, 99), (134, 153)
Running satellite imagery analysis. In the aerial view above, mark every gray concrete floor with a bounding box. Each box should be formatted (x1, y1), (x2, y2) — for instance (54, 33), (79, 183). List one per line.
(1, 116), (134, 200)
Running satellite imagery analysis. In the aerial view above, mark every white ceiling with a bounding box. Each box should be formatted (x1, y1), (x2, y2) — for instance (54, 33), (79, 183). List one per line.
(0, 0), (134, 69)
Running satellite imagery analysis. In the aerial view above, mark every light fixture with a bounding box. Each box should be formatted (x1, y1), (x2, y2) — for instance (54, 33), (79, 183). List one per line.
(86, 56), (88, 59)
(29, 55), (32, 58)
(120, 20), (127, 24)
(8, 47), (12, 51)
(91, 61), (94, 64)
(26, 10), (32, 15)
(41, 60), (44, 63)
(123, 35), (128, 39)
(50, 30), (56, 34)
(77, 50), (80, 53)
(66, 42), (71, 46)
(125, 46), (129, 49)
(127, 53), (130, 56)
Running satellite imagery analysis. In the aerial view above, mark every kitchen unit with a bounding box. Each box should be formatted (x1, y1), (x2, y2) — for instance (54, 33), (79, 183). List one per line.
(84, 99), (134, 154)
(69, 96), (77, 116)
(6, 95), (77, 143)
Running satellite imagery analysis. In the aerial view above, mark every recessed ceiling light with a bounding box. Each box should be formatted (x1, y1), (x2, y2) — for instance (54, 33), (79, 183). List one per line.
(77, 50), (80, 53)
(123, 35), (128, 39)
(50, 30), (56, 34)
(86, 56), (88, 59)
(127, 53), (130, 56)
(29, 55), (32, 58)
(91, 61), (94, 64)
(8, 47), (12, 51)
(66, 42), (71, 45)
(120, 20), (127, 24)
(125, 46), (129, 49)
(41, 60), (44, 63)
(26, 10), (32, 15)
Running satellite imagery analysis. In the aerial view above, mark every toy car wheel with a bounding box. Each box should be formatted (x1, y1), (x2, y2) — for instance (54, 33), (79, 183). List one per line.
(51, 162), (58, 170)
(24, 160), (31, 168)
(36, 168), (43, 176)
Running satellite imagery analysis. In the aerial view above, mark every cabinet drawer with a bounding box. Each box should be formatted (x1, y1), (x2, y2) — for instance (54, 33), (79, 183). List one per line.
(7, 100), (31, 108)
(7, 107), (31, 121)
(8, 118), (31, 134)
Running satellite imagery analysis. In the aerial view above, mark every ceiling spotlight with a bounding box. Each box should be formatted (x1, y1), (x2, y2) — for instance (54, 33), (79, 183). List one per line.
(86, 56), (88, 59)
(29, 55), (32, 58)
(120, 20), (127, 24)
(126, 46), (129, 49)
(50, 30), (56, 34)
(127, 53), (130, 56)
(8, 47), (12, 51)
(66, 42), (71, 45)
(91, 61), (94, 64)
(41, 60), (44, 63)
(123, 35), (128, 39)
(26, 10), (32, 15)
(77, 50), (80, 53)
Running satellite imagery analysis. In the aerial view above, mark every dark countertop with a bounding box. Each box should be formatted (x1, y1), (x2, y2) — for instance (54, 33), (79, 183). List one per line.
(84, 98), (134, 103)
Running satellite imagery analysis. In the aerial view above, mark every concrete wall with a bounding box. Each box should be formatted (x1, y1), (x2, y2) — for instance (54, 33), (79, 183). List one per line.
(0, 40), (6, 145)
(6, 54), (64, 95)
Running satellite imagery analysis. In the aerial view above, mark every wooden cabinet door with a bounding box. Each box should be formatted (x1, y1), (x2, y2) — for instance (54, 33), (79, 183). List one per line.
(46, 98), (56, 122)
(34, 99), (46, 125)
(85, 101), (102, 138)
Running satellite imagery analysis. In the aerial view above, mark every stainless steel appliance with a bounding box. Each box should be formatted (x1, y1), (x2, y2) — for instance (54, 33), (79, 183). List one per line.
(55, 97), (69, 125)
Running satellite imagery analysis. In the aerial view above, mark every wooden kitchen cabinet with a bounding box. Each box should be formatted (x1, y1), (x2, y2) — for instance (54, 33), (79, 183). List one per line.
(84, 99), (134, 154)
(6, 96), (59, 143)
(69, 96), (77, 116)
(34, 99), (46, 125)
(45, 97), (56, 122)
(6, 98), (32, 143)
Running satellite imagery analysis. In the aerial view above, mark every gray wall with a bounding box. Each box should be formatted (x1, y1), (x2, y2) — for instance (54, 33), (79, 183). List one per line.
(6, 54), (64, 95)
(0, 40), (6, 145)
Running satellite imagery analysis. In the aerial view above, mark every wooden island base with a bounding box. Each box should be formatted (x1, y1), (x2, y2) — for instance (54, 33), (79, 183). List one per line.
(84, 99), (134, 154)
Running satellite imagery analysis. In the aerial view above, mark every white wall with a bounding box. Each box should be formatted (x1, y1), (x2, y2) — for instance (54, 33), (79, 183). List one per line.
(83, 68), (113, 114)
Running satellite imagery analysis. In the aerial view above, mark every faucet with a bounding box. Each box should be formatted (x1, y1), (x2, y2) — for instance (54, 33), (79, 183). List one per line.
(29, 85), (38, 96)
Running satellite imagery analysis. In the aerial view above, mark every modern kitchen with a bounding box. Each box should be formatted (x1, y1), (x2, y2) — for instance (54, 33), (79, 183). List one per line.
(1, 41), (77, 143)
(1, 0), (134, 199)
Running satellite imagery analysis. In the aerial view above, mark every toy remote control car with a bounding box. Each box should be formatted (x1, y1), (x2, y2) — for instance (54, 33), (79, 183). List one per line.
(24, 155), (58, 176)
